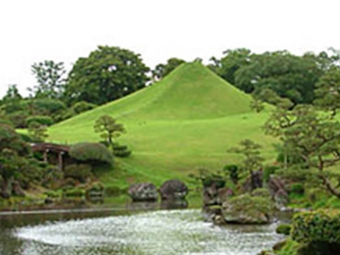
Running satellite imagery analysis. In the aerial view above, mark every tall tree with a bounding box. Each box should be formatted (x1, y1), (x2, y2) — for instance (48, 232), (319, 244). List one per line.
(64, 46), (150, 105)
(30, 60), (66, 99)
(234, 51), (322, 105)
(209, 48), (252, 85)
(152, 58), (186, 80)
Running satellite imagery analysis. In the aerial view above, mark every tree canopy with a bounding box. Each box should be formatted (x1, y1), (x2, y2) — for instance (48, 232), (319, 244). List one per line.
(64, 46), (150, 105)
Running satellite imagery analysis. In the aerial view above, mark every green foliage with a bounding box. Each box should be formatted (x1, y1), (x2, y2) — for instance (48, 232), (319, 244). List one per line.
(94, 115), (125, 145)
(314, 66), (340, 117)
(64, 45), (150, 105)
(263, 165), (279, 182)
(7, 111), (28, 128)
(30, 60), (66, 99)
(112, 143), (131, 158)
(276, 223), (292, 236)
(26, 115), (54, 126)
(223, 164), (239, 184)
(64, 164), (92, 183)
(292, 210), (340, 244)
(63, 187), (85, 198)
(229, 139), (264, 173)
(152, 58), (186, 80)
(0, 124), (29, 155)
(0, 84), (23, 114)
(69, 142), (114, 166)
(289, 183), (305, 195)
(72, 101), (97, 114)
(251, 188), (271, 198)
(27, 121), (48, 142)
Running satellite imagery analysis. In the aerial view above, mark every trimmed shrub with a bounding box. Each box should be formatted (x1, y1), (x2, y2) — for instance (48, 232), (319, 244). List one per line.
(112, 143), (131, 158)
(19, 133), (34, 143)
(22, 98), (66, 114)
(251, 188), (271, 198)
(276, 223), (292, 235)
(69, 142), (114, 166)
(26, 115), (54, 126)
(72, 101), (97, 114)
(8, 111), (28, 128)
(291, 210), (340, 244)
(64, 164), (92, 183)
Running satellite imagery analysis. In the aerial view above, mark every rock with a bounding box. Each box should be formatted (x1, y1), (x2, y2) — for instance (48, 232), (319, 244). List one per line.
(268, 176), (289, 209)
(128, 182), (158, 202)
(242, 170), (263, 192)
(202, 180), (225, 206)
(222, 194), (273, 224)
(217, 187), (234, 204)
(159, 179), (188, 200)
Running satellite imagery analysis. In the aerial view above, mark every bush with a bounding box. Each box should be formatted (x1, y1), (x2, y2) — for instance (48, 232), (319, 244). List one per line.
(72, 101), (97, 114)
(63, 187), (85, 198)
(8, 111), (28, 128)
(112, 143), (131, 158)
(64, 164), (92, 183)
(251, 188), (271, 198)
(289, 183), (305, 195)
(263, 165), (279, 182)
(69, 142), (114, 166)
(105, 185), (125, 196)
(26, 115), (54, 126)
(291, 210), (340, 244)
(276, 223), (292, 235)
(22, 98), (66, 114)
(223, 164), (239, 184)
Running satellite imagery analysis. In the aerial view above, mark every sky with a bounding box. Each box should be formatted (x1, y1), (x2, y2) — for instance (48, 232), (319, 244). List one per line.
(0, 0), (339, 97)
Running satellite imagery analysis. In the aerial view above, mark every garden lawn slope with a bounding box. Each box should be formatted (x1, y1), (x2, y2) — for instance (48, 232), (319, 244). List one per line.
(49, 62), (275, 186)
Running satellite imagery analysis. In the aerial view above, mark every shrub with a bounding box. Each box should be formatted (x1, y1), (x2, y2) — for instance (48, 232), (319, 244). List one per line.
(69, 142), (114, 166)
(289, 183), (305, 195)
(105, 185), (125, 196)
(291, 210), (340, 244)
(64, 164), (92, 183)
(263, 165), (279, 182)
(276, 223), (292, 235)
(223, 164), (239, 184)
(8, 111), (28, 128)
(22, 98), (66, 114)
(26, 115), (54, 126)
(112, 143), (131, 158)
(72, 101), (97, 114)
(63, 187), (85, 198)
(19, 133), (34, 143)
(251, 188), (271, 198)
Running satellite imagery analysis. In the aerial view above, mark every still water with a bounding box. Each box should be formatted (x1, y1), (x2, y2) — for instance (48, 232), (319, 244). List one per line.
(0, 207), (284, 255)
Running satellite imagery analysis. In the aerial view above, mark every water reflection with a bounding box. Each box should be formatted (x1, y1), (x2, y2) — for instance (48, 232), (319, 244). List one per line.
(11, 209), (284, 255)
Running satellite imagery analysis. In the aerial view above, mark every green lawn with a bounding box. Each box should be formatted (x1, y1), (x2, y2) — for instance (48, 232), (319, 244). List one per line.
(49, 62), (277, 187)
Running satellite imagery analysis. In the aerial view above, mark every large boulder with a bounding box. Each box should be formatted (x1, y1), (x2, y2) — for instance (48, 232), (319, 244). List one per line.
(221, 194), (273, 224)
(159, 179), (188, 200)
(128, 182), (158, 202)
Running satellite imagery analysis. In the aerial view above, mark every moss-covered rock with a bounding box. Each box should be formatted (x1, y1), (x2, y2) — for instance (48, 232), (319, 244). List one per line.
(222, 194), (273, 224)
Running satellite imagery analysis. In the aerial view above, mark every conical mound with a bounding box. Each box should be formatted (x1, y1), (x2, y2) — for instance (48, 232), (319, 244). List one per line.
(60, 62), (252, 125)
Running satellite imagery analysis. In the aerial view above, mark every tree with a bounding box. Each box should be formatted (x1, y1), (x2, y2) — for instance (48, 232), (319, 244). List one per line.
(234, 51), (322, 105)
(314, 66), (340, 117)
(0, 84), (23, 113)
(264, 104), (340, 198)
(209, 48), (252, 85)
(64, 46), (150, 105)
(152, 58), (186, 80)
(94, 115), (125, 146)
(229, 139), (264, 191)
(27, 121), (48, 142)
(30, 60), (66, 99)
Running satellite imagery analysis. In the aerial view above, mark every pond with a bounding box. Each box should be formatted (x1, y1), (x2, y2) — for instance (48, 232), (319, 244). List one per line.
(0, 206), (285, 255)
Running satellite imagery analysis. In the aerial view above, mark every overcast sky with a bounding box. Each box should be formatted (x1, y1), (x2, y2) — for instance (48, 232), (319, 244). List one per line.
(0, 0), (339, 97)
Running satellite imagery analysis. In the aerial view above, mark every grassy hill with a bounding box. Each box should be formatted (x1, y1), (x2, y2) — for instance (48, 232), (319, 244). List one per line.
(49, 62), (276, 187)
